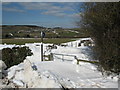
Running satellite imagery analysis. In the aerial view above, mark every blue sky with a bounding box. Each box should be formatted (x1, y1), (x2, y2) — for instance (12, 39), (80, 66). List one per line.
(2, 2), (81, 28)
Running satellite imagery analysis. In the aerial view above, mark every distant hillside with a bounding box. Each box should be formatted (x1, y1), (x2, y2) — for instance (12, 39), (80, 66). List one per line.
(2, 25), (90, 38)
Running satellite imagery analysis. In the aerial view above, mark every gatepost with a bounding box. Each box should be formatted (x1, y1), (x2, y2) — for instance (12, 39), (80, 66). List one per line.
(41, 31), (45, 61)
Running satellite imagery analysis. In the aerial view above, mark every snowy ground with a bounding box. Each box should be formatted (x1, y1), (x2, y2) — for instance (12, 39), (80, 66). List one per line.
(35, 61), (118, 88)
(0, 38), (118, 88)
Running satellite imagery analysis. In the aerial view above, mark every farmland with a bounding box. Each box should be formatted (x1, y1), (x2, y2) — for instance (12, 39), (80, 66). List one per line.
(2, 38), (77, 45)
(1, 25), (90, 39)
(1, 25), (90, 45)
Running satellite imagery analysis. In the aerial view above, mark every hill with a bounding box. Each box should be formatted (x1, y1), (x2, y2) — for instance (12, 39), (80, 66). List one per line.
(2, 25), (90, 38)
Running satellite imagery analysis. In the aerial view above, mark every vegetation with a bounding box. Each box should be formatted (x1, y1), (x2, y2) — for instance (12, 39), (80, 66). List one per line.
(2, 25), (90, 38)
(2, 38), (76, 45)
(2, 46), (33, 68)
(79, 2), (120, 74)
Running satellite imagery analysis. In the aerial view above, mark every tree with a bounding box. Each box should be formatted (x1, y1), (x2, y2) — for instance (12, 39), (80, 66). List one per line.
(78, 2), (120, 75)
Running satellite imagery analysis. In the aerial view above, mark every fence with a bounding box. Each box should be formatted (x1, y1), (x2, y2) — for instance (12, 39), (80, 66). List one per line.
(44, 53), (99, 65)
(52, 53), (77, 61)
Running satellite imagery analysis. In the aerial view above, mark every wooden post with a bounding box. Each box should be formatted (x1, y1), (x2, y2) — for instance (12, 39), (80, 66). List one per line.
(41, 43), (43, 61)
(76, 42), (77, 47)
(62, 55), (64, 61)
(50, 53), (53, 61)
(41, 32), (43, 61)
(0, 70), (2, 79)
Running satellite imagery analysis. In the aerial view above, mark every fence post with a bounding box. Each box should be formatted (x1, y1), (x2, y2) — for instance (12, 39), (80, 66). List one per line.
(62, 55), (64, 61)
(74, 56), (79, 65)
(41, 43), (43, 61)
(50, 53), (53, 61)
(0, 70), (2, 79)
(76, 42), (77, 47)
(41, 31), (43, 61)
(71, 42), (72, 47)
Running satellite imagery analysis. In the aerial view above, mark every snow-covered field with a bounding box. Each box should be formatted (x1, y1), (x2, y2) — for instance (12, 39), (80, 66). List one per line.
(0, 38), (118, 88)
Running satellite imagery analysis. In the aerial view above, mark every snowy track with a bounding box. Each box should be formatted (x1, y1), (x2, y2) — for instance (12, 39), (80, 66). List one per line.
(35, 61), (117, 88)
(0, 38), (118, 88)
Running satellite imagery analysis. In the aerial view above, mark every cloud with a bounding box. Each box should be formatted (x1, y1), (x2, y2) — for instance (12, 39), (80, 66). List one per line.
(2, 2), (11, 5)
(19, 3), (50, 10)
(42, 10), (66, 17)
(2, 0), (120, 2)
(69, 13), (80, 17)
(2, 0), (83, 2)
(2, 2), (79, 18)
(19, 2), (74, 11)
(3, 7), (25, 12)
(19, 2), (76, 17)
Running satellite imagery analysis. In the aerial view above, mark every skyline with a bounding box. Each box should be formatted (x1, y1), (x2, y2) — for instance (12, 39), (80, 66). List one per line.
(2, 2), (81, 28)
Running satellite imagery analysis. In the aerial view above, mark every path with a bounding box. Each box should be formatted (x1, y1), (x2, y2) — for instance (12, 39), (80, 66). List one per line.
(35, 61), (117, 88)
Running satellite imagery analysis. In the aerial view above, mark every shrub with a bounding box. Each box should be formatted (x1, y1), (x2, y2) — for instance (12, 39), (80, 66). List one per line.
(78, 2), (120, 75)
(2, 46), (33, 68)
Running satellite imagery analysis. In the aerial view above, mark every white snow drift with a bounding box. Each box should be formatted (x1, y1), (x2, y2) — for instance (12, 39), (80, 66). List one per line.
(0, 38), (118, 88)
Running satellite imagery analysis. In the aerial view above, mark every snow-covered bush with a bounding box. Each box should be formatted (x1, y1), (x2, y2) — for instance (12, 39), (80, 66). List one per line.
(2, 46), (33, 68)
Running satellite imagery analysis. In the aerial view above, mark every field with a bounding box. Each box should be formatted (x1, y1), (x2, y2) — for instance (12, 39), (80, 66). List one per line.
(1, 38), (77, 45)
(2, 25), (91, 38)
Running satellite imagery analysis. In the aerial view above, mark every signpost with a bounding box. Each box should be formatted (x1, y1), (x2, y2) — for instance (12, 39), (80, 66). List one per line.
(41, 31), (45, 61)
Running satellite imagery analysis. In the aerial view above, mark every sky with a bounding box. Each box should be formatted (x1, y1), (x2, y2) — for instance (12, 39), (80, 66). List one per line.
(2, 2), (81, 28)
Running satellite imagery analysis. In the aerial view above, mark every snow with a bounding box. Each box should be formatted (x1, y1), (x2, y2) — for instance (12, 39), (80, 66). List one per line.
(0, 38), (118, 88)
(12, 79), (24, 87)
(0, 60), (7, 71)
(66, 30), (79, 33)
(7, 63), (24, 80)
(35, 61), (117, 88)
(63, 37), (94, 47)
(52, 46), (95, 61)
(0, 44), (16, 50)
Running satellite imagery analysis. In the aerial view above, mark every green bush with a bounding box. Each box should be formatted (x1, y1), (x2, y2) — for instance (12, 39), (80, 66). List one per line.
(79, 2), (120, 75)
(2, 46), (33, 68)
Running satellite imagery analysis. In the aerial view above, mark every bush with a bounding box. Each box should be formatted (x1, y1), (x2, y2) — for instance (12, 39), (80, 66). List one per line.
(78, 2), (120, 75)
(2, 46), (33, 68)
